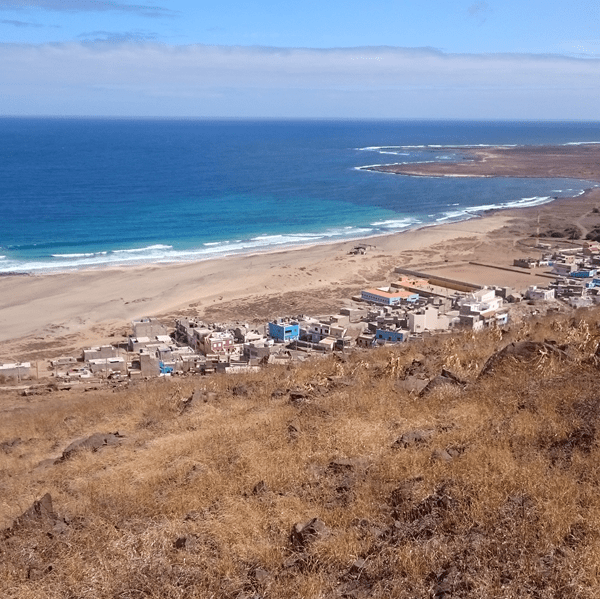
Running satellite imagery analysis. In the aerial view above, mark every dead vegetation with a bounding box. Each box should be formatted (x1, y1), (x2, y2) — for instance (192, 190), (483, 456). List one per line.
(3, 308), (600, 597)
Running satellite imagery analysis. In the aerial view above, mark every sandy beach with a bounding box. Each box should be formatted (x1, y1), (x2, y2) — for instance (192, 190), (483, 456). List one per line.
(2, 187), (600, 362)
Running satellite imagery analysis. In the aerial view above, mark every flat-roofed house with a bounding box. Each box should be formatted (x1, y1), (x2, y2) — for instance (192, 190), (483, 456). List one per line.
(202, 332), (235, 355)
(0, 362), (31, 381)
(361, 287), (419, 306)
(268, 319), (300, 342)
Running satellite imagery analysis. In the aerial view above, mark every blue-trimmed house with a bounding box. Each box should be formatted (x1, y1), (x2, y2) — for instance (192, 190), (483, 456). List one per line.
(268, 320), (300, 342)
(375, 328), (410, 343)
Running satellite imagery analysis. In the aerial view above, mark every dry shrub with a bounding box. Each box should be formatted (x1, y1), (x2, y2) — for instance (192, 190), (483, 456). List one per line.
(4, 308), (600, 597)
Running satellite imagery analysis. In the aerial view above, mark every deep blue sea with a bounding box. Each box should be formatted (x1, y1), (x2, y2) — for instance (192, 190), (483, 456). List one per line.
(1, 118), (600, 274)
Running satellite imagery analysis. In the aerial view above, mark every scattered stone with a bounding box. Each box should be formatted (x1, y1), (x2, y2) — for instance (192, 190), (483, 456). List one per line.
(349, 558), (366, 574)
(334, 354), (349, 363)
(393, 429), (435, 449)
(173, 534), (199, 550)
(252, 480), (269, 495)
(287, 422), (301, 439)
(27, 564), (53, 581)
(181, 389), (217, 413)
(289, 388), (310, 404)
(327, 375), (353, 387)
(4, 493), (70, 540)
(431, 449), (454, 463)
(232, 384), (250, 396)
(19, 492), (56, 523)
(290, 518), (329, 549)
(395, 375), (429, 395)
(249, 567), (270, 584)
(270, 388), (287, 399)
(173, 536), (188, 549)
(0, 437), (22, 453)
(59, 432), (125, 461)
(433, 566), (460, 599)
(336, 580), (373, 599)
(327, 457), (364, 473)
(420, 369), (466, 397)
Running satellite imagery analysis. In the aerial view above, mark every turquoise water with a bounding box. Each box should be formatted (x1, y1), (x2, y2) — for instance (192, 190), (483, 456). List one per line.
(1, 118), (599, 273)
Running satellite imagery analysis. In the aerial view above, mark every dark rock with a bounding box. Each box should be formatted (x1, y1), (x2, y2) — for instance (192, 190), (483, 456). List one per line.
(252, 480), (269, 495)
(420, 369), (466, 397)
(327, 375), (353, 387)
(232, 385), (250, 396)
(173, 536), (188, 549)
(20, 492), (56, 523)
(349, 558), (366, 574)
(389, 477), (424, 508)
(4, 493), (70, 540)
(27, 564), (53, 581)
(59, 432), (124, 461)
(287, 422), (301, 439)
(173, 534), (198, 550)
(0, 437), (22, 453)
(290, 518), (329, 549)
(327, 457), (362, 473)
(289, 388), (310, 404)
(393, 429), (435, 449)
(270, 388), (287, 399)
(433, 566), (460, 599)
(480, 341), (569, 377)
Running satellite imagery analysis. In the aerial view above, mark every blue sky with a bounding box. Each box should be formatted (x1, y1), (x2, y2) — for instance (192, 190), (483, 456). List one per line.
(1, 0), (599, 117)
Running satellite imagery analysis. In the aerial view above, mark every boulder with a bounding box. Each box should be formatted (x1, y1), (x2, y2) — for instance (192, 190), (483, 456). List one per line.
(419, 369), (466, 397)
(393, 429), (435, 449)
(479, 341), (569, 377)
(290, 518), (329, 549)
(60, 432), (124, 461)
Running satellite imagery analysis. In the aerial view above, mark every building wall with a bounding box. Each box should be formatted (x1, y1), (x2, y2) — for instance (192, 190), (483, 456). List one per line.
(268, 322), (299, 341)
(375, 329), (408, 343)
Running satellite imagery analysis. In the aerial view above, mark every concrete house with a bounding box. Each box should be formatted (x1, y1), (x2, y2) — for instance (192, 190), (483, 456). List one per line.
(268, 319), (300, 342)
(375, 327), (410, 343)
(83, 345), (117, 361)
(526, 286), (555, 301)
(0, 362), (31, 381)
(202, 331), (235, 355)
(408, 306), (449, 333)
(361, 287), (418, 306)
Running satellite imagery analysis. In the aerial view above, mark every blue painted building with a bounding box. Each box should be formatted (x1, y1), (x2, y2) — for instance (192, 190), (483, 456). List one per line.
(268, 320), (300, 342)
(375, 328), (409, 343)
(571, 269), (597, 278)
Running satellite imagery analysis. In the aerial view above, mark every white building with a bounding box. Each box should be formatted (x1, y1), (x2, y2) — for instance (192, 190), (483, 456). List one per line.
(526, 286), (555, 301)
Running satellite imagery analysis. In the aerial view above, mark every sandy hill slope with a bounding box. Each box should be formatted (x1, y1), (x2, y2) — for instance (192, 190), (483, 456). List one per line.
(3, 308), (600, 598)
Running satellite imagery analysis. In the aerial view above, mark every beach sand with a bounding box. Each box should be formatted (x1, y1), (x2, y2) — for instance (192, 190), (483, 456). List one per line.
(2, 188), (600, 362)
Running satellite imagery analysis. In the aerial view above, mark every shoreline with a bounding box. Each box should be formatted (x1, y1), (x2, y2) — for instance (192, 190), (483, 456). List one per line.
(3, 187), (600, 362)
(0, 190), (580, 277)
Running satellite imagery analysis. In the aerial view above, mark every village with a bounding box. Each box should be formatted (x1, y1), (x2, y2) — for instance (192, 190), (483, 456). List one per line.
(3, 240), (600, 386)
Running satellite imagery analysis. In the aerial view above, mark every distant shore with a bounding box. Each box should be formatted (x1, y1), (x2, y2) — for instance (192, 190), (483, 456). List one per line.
(2, 186), (600, 363)
(360, 143), (600, 181)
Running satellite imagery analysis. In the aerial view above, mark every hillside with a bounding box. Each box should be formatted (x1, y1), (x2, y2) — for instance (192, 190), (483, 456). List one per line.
(3, 307), (600, 598)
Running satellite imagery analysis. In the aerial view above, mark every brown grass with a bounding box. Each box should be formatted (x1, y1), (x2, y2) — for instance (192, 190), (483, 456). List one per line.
(3, 308), (600, 597)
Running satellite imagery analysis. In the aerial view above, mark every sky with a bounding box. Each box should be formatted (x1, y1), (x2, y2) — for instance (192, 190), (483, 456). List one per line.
(0, 0), (599, 118)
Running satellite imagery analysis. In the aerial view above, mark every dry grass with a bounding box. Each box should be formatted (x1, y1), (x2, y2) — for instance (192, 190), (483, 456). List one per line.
(3, 308), (600, 597)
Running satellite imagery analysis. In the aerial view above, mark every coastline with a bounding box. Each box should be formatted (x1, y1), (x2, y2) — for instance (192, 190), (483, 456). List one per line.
(3, 187), (600, 362)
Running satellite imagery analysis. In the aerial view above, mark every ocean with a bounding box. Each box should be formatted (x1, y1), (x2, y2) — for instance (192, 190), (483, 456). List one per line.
(1, 118), (600, 274)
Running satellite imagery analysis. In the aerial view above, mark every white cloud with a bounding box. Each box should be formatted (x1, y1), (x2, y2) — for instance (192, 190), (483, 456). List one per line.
(0, 1), (176, 18)
(0, 43), (598, 118)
